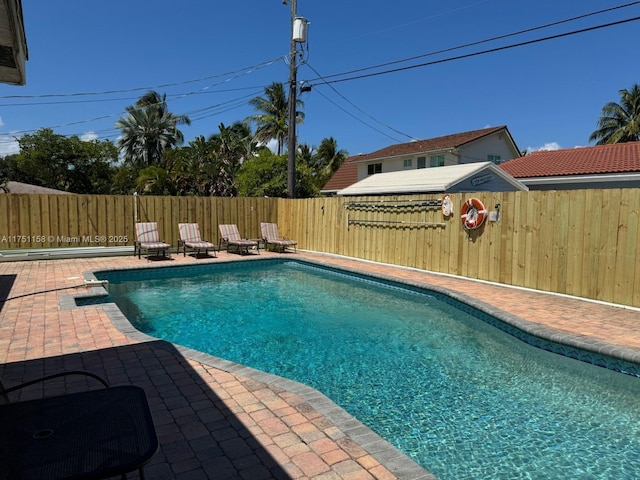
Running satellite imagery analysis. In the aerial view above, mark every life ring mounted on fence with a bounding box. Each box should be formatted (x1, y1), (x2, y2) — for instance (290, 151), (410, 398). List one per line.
(460, 198), (487, 230)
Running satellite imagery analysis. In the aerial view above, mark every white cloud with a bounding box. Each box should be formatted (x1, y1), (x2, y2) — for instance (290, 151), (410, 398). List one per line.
(0, 133), (20, 157)
(0, 116), (4, 127)
(80, 131), (98, 141)
(527, 142), (561, 153)
(267, 138), (278, 153)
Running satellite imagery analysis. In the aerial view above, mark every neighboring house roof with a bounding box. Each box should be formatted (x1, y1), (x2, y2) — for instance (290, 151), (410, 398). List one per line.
(323, 126), (518, 193)
(499, 142), (640, 178)
(322, 162), (358, 194)
(337, 162), (528, 196)
(2, 181), (72, 194)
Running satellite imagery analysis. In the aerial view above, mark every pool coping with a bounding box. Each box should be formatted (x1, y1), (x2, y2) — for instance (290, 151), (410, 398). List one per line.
(61, 258), (435, 480)
(60, 254), (640, 480)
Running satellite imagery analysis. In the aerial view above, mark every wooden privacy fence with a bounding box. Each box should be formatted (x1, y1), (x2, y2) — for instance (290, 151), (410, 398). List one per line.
(279, 189), (640, 308)
(1, 189), (639, 307)
(0, 194), (278, 252)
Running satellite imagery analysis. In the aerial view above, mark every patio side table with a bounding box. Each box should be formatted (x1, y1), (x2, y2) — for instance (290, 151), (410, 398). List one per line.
(0, 385), (159, 480)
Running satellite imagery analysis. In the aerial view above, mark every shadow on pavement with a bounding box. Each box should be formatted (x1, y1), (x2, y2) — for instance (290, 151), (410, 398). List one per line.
(0, 340), (293, 479)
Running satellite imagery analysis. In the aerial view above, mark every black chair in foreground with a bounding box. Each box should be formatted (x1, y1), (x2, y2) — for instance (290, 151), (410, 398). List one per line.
(0, 370), (159, 479)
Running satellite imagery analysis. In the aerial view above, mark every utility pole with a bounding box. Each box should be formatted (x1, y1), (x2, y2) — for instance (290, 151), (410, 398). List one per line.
(286, 0), (297, 199)
(283, 0), (308, 198)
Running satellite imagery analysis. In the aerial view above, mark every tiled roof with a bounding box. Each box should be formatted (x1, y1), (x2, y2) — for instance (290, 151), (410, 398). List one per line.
(322, 126), (510, 192)
(499, 142), (640, 178)
(322, 162), (358, 192)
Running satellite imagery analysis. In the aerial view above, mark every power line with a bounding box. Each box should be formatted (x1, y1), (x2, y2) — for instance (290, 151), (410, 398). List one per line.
(309, 86), (403, 145)
(0, 57), (284, 100)
(0, 66), (276, 139)
(305, 9), (640, 86)
(350, 0), (493, 40)
(0, 86), (267, 108)
(304, 63), (414, 144)
(4, 5), (637, 151)
(0, 90), (264, 145)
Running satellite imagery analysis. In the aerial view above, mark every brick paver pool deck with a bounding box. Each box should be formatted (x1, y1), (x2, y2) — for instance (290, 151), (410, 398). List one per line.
(1, 250), (639, 479)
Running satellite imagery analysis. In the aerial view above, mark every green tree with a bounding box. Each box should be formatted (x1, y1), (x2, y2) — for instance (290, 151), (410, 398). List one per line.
(236, 149), (318, 198)
(310, 137), (348, 190)
(589, 84), (640, 144)
(314, 137), (348, 177)
(110, 164), (139, 194)
(209, 122), (259, 196)
(237, 150), (289, 197)
(12, 129), (117, 193)
(297, 143), (314, 168)
(165, 139), (207, 196)
(247, 82), (304, 155)
(68, 139), (119, 194)
(164, 135), (220, 196)
(295, 161), (320, 198)
(136, 165), (172, 195)
(0, 154), (30, 187)
(116, 90), (191, 168)
(297, 138), (348, 190)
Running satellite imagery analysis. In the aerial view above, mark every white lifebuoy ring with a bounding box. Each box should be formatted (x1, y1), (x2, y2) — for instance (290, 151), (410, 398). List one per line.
(460, 198), (487, 230)
(442, 195), (453, 217)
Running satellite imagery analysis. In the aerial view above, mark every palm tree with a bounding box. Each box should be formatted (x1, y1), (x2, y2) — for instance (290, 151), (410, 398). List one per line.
(136, 165), (171, 195)
(209, 122), (250, 196)
(297, 143), (314, 168)
(247, 82), (304, 155)
(116, 91), (191, 168)
(309, 137), (348, 189)
(182, 135), (218, 196)
(589, 84), (640, 145)
(314, 137), (348, 177)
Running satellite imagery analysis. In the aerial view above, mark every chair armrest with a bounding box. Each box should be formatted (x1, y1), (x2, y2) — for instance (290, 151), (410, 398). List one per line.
(2, 370), (109, 399)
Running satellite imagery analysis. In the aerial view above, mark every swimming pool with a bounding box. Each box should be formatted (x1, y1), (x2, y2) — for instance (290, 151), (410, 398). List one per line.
(86, 259), (640, 480)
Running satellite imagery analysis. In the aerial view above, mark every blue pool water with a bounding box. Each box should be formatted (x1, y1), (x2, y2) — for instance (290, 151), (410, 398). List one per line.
(88, 260), (640, 480)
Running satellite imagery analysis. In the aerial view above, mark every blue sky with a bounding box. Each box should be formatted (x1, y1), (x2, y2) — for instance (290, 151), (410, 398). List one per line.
(0, 0), (638, 159)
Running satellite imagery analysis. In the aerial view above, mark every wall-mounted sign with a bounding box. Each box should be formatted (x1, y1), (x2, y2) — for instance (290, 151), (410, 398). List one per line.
(471, 174), (494, 186)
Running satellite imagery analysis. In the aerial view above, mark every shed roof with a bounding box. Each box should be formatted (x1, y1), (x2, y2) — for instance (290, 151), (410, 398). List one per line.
(337, 162), (527, 196)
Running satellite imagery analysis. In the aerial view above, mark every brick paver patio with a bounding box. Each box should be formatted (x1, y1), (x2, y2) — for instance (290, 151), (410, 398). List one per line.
(1, 250), (638, 479)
